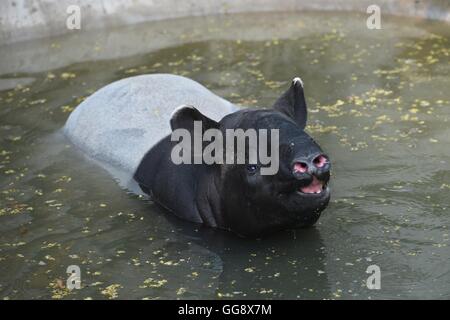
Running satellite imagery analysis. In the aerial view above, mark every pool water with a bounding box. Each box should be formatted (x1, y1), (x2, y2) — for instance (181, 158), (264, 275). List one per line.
(0, 11), (449, 299)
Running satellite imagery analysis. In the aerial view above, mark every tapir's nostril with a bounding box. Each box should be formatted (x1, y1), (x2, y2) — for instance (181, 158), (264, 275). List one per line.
(313, 154), (327, 168)
(293, 162), (308, 173)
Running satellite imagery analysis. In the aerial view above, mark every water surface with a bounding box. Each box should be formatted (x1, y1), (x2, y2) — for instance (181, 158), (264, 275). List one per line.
(0, 11), (449, 299)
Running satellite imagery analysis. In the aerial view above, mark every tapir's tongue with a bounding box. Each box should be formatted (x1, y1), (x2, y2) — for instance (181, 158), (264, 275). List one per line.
(300, 176), (324, 194)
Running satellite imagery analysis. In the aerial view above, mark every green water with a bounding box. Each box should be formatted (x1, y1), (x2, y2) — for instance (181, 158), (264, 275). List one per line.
(0, 11), (449, 299)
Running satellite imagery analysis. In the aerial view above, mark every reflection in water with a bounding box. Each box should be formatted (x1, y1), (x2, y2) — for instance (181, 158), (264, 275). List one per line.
(0, 11), (449, 299)
(165, 212), (331, 299)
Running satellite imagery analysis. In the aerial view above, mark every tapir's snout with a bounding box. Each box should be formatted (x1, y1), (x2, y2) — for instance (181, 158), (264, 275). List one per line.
(292, 153), (331, 195)
(292, 153), (330, 176)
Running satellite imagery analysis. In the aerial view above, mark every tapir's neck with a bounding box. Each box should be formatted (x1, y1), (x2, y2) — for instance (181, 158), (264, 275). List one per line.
(195, 168), (225, 228)
(134, 136), (224, 228)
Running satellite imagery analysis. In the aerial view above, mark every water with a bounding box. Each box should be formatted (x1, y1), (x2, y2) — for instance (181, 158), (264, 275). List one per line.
(0, 11), (449, 299)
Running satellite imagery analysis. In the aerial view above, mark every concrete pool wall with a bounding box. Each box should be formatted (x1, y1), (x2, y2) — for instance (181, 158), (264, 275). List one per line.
(1, 0), (449, 46)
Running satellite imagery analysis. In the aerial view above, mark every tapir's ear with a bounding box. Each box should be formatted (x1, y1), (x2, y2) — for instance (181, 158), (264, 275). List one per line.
(272, 77), (307, 129)
(170, 105), (219, 132)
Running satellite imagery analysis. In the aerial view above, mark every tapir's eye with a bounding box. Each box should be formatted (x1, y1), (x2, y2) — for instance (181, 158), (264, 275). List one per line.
(246, 164), (258, 174)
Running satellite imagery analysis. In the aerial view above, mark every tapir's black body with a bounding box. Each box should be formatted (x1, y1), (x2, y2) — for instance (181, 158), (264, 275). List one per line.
(135, 78), (331, 237)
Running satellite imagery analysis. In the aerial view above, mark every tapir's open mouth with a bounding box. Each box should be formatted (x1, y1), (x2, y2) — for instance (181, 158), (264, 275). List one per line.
(298, 176), (327, 195)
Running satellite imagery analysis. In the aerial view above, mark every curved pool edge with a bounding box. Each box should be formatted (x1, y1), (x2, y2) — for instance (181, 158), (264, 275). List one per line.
(1, 0), (449, 46)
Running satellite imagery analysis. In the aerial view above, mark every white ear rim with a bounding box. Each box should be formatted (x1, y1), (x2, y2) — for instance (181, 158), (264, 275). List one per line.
(292, 77), (304, 87)
(170, 104), (196, 120)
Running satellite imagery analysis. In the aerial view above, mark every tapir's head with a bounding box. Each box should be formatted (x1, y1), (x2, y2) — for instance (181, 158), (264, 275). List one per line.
(170, 77), (331, 237)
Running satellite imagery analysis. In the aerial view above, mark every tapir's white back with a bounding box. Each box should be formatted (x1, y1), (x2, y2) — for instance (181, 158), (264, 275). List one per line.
(64, 74), (238, 175)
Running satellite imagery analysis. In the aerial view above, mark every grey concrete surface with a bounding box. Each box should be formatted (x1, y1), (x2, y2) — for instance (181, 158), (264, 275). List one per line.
(1, 0), (449, 46)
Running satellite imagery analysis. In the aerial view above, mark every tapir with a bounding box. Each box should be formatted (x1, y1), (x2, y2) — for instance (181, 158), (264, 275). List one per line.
(64, 74), (331, 237)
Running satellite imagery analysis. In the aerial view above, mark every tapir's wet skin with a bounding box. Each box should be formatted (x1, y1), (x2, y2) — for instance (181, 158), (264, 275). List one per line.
(0, 11), (449, 299)
(133, 91), (331, 237)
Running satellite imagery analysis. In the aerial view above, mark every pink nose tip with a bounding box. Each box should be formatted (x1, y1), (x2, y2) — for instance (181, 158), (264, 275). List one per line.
(293, 162), (308, 173)
(313, 155), (327, 168)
